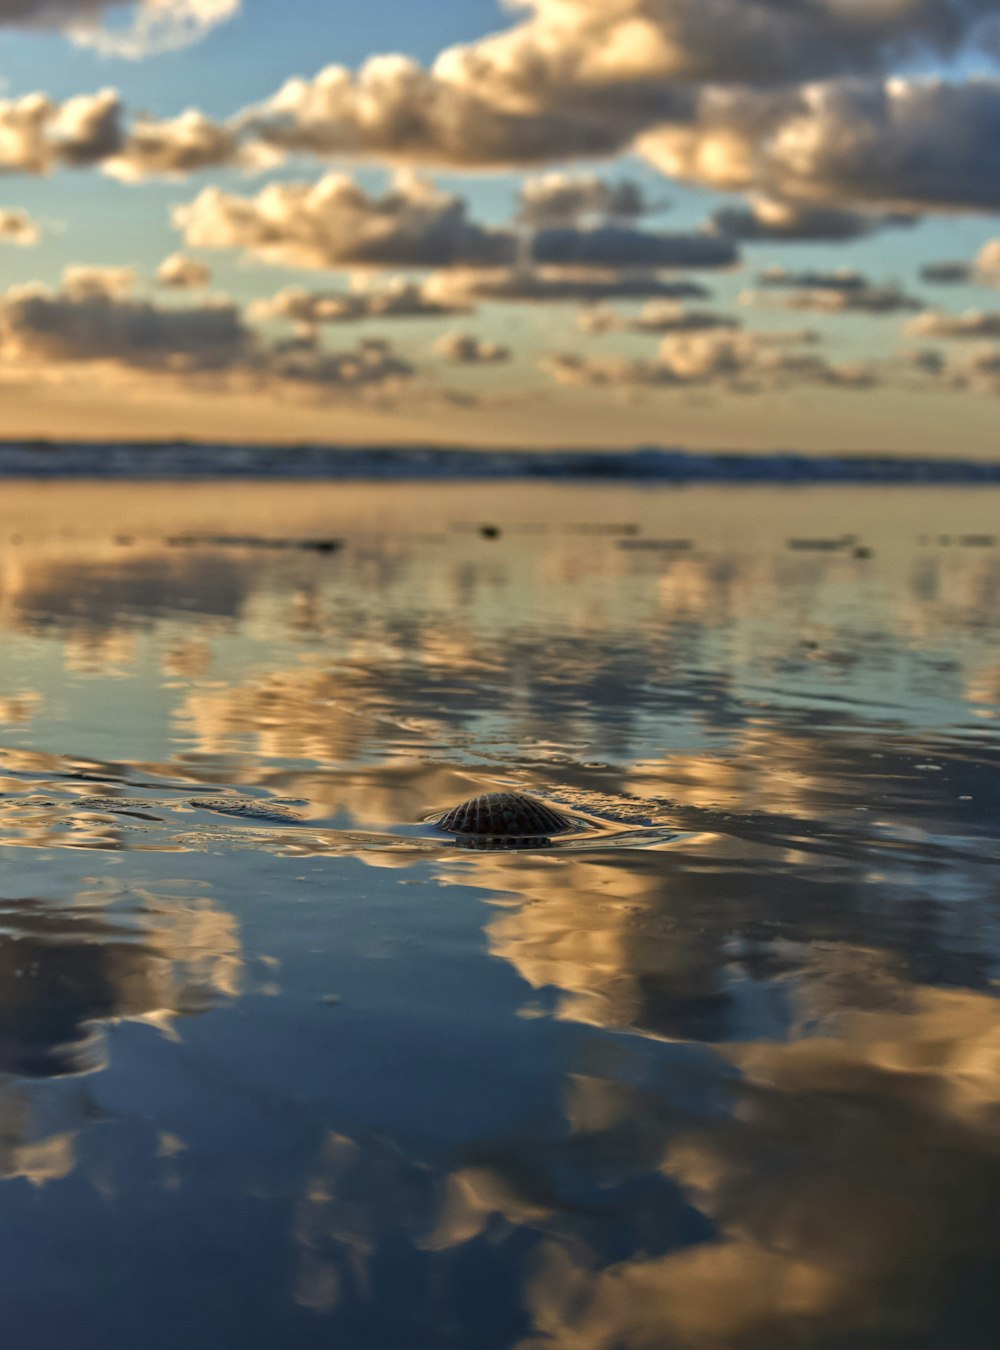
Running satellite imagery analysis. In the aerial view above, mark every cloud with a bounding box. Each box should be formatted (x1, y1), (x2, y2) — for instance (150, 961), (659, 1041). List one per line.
(156, 253), (212, 289)
(236, 1), (1000, 174)
(104, 109), (244, 181)
(754, 266), (873, 292)
(174, 173), (517, 270)
(51, 88), (126, 168)
(238, 53), (686, 171)
(0, 268), (414, 396)
(542, 328), (874, 390)
(254, 335), (414, 392)
(0, 269), (246, 369)
(578, 300), (740, 334)
(907, 308), (1000, 338)
(531, 224), (737, 269)
(919, 238), (1000, 286)
(947, 345), (1000, 392)
(4, 0), (1000, 221)
(978, 239), (1000, 275)
(0, 208), (40, 245)
(920, 261), (974, 284)
(69, 0), (240, 59)
(241, 53), (1000, 216)
(742, 280), (923, 313)
(641, 76), (1000, 213)
(0, 94), (54, 175)
(226, 70), (1000, 217)
(6, 7), (1000, 216)
(251, 278), (469, 330)
(0, 90), (252, 182)
(709, 194), (910, 241)
(0, 89), (125, 175)
(433, 331), (509, 363)
(60, 264), (138, 297)
(517, 172), (656, 227)
(1, 0), (240, 58)
(174, 171), (740, 278)
(425, 266), (712, 305)
(900, 340), (1000, 395)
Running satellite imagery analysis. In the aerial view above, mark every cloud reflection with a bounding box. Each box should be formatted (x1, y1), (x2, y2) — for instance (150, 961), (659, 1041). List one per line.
(0, 884), (241, 1078)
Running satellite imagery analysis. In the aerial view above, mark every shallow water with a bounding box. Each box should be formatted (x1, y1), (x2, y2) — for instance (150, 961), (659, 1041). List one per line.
(0, 480), (999, 1348)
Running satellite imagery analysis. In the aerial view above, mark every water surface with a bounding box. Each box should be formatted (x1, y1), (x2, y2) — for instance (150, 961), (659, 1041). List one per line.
(0, 481), (999, 1349)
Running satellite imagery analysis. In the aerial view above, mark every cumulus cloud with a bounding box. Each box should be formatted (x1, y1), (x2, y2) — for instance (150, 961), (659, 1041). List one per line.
(919, 238), (1000, 286)
(920, 261), (974, 284)
(252, 335), (413, 393)
(6, 0), (1000, 221)
(578, 300), (739, 334)
(7, 6), (1000, 215)
(67, 0), (240, 59)
(531, 224), (736, 269)
(251, 278), (469, 330)
(424, 266), (713, 306)
(0, 0), (239, 57)
(156, 253), (212, 289)
(755, 266), (873, 293)
(977, 239), (1000, 275)
(0, 208), (40, 245)
(174, 173), (517, 270)
(238, 53), (685, 171)
(517, 172), (656, 227)
(906, 308), (1000, 338)
(217, 14), (1000, 224)
(743, 280), (923, 313)
(230, 67), (1000, 216)
(893, 340), (1000, 394)
(0, 268), (413, 396)
(0, 87), (238, 182)
(0, 89), (125, 174)
(0, 269), (245, 369)
(904, 333), (1000, 398)
(60, 264), (138, 298)
(104, 109), (244, 181)
(174, 171), (740, 278)
(433, 331), (510, 363)
(49, 88), (124, 166)
(709, 194), (910, 241)
(948, 345), (1000, 392)
(236, 1), (1000, 174)
(542, 327), (874, 391)
(641, 76), (1000, 213)
(0, 89), (254, 182)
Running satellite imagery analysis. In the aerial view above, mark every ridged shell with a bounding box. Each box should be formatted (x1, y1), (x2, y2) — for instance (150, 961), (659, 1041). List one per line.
(434, 792), (573, 838)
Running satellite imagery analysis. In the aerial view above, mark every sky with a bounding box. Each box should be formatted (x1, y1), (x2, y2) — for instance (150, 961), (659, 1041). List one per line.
(4, 0), (1000, 451)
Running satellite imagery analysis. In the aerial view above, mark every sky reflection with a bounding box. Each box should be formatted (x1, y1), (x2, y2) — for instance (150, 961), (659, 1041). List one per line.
(0, 482), (996, 1348)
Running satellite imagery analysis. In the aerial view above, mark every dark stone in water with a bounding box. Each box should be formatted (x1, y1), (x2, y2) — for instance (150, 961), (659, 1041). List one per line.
(300, 539), (341, 553)
(434, 792), (573, 839)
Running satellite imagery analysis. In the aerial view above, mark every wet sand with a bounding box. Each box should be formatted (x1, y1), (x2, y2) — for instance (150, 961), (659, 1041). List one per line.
(0, 482), (998, 1349)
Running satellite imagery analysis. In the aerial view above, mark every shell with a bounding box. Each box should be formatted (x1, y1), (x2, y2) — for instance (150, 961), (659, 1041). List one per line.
(434, 792), (574, 838)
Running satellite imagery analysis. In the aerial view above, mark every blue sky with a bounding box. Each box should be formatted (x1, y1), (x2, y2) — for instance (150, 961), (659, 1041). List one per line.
(3, 0), (1000, 451)
(1, 0), (507, 108)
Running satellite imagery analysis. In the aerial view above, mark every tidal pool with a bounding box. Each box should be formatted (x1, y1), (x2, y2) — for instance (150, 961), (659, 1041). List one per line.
(0, 480), (998, 1349)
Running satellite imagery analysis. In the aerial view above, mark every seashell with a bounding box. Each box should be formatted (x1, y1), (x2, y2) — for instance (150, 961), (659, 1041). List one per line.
(434, 792), (574, 839)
